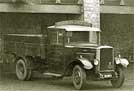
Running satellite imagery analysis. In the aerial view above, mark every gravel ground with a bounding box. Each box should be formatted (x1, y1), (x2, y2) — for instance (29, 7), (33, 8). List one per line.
(0, 64), (134, 91)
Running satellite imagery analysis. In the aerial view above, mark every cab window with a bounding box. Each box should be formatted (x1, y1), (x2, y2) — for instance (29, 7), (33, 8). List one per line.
(49, 30), (64, 45)
(65, 31), (99, 44)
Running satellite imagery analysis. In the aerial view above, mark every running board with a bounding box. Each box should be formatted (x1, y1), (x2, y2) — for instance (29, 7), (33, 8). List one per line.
(43, 72), (62, 77)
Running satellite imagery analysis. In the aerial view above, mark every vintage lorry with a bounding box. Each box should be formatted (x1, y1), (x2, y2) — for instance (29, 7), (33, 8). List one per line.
(0, 20), (129, 89)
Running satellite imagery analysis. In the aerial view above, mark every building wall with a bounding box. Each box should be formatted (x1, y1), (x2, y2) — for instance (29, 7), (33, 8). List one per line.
(0, 0), (100, 28)
(100, 0), (134, 62)
(0, 0), (101, 32)
(100, 14), (134, 61)
(0, 13), (80, 34)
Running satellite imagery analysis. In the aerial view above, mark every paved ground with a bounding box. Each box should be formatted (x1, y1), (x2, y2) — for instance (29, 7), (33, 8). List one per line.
(0, 64), (134, 91)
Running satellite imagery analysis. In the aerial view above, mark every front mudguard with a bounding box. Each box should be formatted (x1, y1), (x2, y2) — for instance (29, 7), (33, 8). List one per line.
(115, 58), (129, 68)
(76, 58), (93, 70)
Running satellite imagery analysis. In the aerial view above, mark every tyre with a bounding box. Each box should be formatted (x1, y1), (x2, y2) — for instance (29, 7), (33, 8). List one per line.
(26, 69), (32, 80)
(16, 58), (32, 81)
(25, 57), (33, 81)
(111, 67), (125, 88)
(72, 65), (87, 90)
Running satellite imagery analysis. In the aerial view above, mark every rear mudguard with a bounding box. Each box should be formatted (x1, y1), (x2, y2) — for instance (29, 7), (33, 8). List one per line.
(76, 57), (93, 70)
(115, 58), (129, 68)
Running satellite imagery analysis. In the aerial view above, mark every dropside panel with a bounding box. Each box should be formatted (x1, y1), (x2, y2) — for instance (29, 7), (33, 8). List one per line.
(3, 34), (46, 59)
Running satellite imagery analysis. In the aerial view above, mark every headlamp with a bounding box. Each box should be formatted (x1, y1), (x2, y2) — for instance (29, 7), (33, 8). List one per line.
(94, 59), (99, 65)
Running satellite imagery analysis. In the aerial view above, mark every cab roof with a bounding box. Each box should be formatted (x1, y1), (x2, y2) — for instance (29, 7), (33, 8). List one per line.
(48, 25), (100, 32)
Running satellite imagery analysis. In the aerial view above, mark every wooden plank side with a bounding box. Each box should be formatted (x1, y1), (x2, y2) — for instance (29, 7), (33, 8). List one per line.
(3, 34), (45, 57)
(0, 3), (81, 14)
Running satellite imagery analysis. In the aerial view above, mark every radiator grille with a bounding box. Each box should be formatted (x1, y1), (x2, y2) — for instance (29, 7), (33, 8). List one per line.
(100, 48), (114, 71)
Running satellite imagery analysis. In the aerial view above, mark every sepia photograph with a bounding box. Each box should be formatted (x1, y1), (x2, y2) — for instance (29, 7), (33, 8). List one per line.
(0, 0), (133, 90)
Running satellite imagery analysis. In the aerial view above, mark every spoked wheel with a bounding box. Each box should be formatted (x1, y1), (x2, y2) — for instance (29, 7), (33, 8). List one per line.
(111, 67), (125, 88)
(16, 59), (27, 80)
(72, 65), (87, 90)
(16, 58), (32, 81)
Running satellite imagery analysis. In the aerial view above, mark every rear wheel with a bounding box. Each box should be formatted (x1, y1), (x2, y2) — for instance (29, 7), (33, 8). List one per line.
(25, 57), (33, 81)
(16, 58), (32, 81)
(111, 67), (125, 88)
(26, 69), (32, 80)
(72, 65), (87, 90)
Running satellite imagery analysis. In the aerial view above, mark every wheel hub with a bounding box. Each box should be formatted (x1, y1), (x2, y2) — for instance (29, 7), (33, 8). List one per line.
(74, 70), (81, 85)
(18, 63), (25, 75)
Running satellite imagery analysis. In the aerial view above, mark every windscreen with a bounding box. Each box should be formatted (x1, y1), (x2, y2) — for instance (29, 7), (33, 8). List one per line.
(66, 31), (99, 44)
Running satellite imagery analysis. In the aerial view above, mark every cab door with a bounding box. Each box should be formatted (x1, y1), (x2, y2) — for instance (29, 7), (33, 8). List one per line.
(47, 29), (65, 74)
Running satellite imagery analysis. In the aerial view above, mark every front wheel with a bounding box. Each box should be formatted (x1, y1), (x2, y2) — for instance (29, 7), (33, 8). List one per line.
(72, 65), (87, 90)
(111, 67), (125, 88)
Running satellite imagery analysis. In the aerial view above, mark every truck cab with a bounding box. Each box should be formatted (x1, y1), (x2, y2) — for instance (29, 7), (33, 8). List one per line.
(46, 24), (100, 74)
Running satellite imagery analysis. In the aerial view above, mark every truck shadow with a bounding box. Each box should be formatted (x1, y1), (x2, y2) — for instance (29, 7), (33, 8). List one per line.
(0, 63), (133, 90)
(0, 71), (129, 90)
